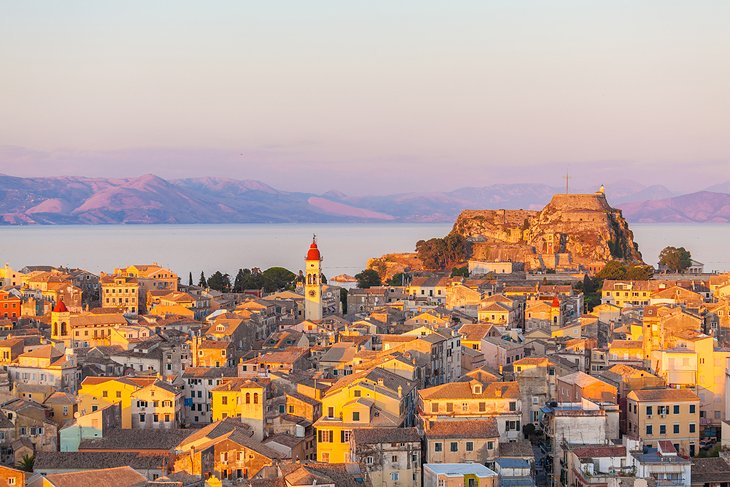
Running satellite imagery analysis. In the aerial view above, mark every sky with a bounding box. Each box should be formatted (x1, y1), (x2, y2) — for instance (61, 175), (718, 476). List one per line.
(1, 1), (728, 195)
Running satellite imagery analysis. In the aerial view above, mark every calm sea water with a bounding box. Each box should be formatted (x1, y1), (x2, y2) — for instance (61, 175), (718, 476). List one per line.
(0, 223), (728, 278)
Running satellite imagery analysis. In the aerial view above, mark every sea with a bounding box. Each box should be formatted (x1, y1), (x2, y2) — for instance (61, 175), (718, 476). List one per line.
(0, 223), (728, 279)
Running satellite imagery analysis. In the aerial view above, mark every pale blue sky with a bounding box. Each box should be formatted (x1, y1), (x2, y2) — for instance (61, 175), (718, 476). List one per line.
(1, 1), (728, 194)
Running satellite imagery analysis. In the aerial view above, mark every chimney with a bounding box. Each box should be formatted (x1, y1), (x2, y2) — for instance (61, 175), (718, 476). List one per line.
(377, 378), (384, 387)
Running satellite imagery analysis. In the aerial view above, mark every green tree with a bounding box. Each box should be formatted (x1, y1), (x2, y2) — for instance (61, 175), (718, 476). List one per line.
(451, 266), (469, 277)
(207, 271), (231, 292)
(659, 246), (692, 273)
(188, 272), (193, 286)
(340, 288), (348, 314)
(596, 261), (628, 280)
(262, 267), (297, 292)
(626, 264), (654, 280)
(388, 272), (405, 286)
(17, 453), (34, 472)
(198, 271), (207, 287)
(416, 234), (468, 270)
(233, 269), (247, 292)
(355, 269), (382, 289)
(320, 273), (328, 285)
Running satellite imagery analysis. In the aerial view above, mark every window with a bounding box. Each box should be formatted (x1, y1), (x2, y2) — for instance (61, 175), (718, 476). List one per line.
(509, 401), (516, 412)
(446, 402), (453, 412)
(479, 402), (486, 412)
(690, 405), (696, 414)
(487, 441), (494, 450)
(102, 390), (108, 398)
(450, 442), (458, 452)
(140, 413), (146, 423)
(673, 405), (679, 414)
(462, 402), (468, 412)
(354, 390), (361, 397)
(289, 405), (294, 414)
(438, 481), (446, 487)
(245, 393), (250, 404)
(153, 414), (159, 423)
(328, 407), (334, 418)
(353, 412), (360, 422)
(646, 406), (653, 415)
(646, 425), (653, 435)
(431, 403), (439, 413)
(673, 424), (680, 434)
(116, 391), (122, 398)
(466, 441), (474, 451)
(660, 425), (666, 434)
(222, 396), (228, 405)
(434, 442), (443, 452)
(366, 456), (374, 465)
(391, 473), (399, 481)
(689, 423), (696, 433)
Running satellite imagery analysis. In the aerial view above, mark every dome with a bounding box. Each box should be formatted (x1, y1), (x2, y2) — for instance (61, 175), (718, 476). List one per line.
(551, 296), (560, 308)
(53, 300), (68, 313)
(306, 239), (321, 261)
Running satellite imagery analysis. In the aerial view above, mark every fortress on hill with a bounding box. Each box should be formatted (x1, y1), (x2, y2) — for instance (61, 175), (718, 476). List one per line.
(451, 186), (643, 272)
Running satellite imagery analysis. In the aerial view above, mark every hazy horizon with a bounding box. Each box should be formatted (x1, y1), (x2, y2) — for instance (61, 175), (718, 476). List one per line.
(2, 2), (728, 194)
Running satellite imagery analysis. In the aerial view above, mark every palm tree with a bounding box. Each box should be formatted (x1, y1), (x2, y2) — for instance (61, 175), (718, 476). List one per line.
(17, 453), (35, 472)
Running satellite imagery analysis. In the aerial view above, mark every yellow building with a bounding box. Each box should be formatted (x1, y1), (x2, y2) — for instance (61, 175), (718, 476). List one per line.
(130, 380), (183, 429)
(651, 331), (730, 427)
(607, 340), (644, 365)
(0, 264), (24, 287)
(404, 311), (450, 329)
(458, 324), (498, 351)
(626, 388), (700, 456)
(601, 280), (656, 308)
(114, 264), (179, 313)
(78, 376), (156, 428)
(418, 381), (522, 443)
(43, 391), (77, 426)
(100, 275), (140, 314)
(211, 378), (266, 441)
(313, 368), (416, 463)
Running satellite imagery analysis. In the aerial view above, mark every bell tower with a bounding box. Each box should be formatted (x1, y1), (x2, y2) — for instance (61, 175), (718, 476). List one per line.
(304, 235), (323, 321)
(51, 300), (70, 342)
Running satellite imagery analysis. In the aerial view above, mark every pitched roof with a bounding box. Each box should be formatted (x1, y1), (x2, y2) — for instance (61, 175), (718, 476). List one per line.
(419, 381), (520, 400)
(35, 451), (166, 470)
(629, 388), (700, 402)
(351, 427), (421, 444)
(425, 418), (499, 439)
(571, 445), (626, 459)
(43, 466), (147, 487)
(558, 371), (614, 390)
(78, 428), (190, 451)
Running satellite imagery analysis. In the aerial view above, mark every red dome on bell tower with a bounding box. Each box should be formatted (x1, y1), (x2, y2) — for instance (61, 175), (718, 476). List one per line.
(53, 300), (68, 313)
(551, 295), (561, 308)
(306, 236), (321, 261)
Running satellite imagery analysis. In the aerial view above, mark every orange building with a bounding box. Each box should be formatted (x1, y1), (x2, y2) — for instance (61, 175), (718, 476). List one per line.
(0, 291), (21, 322)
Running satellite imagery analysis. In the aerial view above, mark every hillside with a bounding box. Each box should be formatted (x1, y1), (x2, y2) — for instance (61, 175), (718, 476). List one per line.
(621, 191), (730, 223)
(0, 174), (728, 224)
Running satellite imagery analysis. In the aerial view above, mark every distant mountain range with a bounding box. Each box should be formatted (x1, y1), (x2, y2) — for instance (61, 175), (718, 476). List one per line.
(0, 174), (728, 224)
